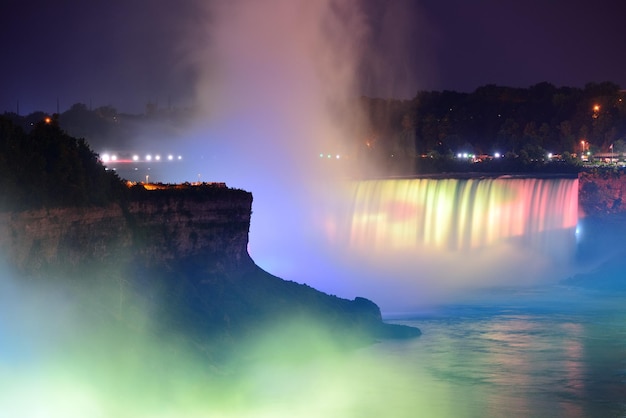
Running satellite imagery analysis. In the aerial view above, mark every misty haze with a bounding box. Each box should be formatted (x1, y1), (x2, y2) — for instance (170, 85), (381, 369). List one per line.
(3, 0), (626, 416)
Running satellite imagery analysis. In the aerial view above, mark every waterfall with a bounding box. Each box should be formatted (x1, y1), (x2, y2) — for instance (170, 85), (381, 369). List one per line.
(347, 177), (578, 252)
(321, 177), (580, 310)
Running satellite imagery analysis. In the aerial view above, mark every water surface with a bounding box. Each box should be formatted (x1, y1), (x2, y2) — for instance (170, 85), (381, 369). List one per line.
(370, 286), (626, 417)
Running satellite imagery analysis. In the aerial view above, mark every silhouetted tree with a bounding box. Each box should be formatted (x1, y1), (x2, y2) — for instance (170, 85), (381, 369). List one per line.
(0, 115), (125, 211)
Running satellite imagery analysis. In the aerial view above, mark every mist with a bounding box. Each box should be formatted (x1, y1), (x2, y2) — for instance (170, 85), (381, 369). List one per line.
(0, 260), (436, 417)
(104, 0), (589, 312)
(6, 2), (626, 414)
(170, 0), (373, 298)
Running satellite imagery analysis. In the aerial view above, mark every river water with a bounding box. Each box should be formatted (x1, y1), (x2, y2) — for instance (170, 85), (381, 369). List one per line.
(364, 286), (626, 417)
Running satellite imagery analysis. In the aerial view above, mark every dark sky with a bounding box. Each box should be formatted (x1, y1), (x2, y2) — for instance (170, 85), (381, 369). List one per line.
(2, 0), (625, 115)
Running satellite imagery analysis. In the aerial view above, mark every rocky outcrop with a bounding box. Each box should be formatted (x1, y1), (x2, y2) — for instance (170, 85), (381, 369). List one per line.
(0, 187), (254, 275)
(579, 170), (626, 216)
(564, 171), (626, 290)
(0, 185), (420, 353)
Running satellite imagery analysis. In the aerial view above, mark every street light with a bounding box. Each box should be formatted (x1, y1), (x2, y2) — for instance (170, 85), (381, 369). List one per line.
(593, 104), (600, 119)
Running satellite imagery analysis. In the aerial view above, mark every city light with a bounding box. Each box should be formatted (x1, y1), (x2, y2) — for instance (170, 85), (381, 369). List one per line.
(593, 104), (600, 119)
(318, 153), (341, 160)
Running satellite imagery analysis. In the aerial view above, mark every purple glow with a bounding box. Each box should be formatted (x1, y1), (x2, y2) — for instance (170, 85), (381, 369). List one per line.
(126, 1), (581, 312)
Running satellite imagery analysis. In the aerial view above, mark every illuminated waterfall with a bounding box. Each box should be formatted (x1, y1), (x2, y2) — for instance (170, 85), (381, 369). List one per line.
(322, 177), (580, 309)
(347, 177), (579, 252)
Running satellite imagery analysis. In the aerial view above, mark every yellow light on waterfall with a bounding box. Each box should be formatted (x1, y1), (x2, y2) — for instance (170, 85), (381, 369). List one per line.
(346, 177), (578, 253)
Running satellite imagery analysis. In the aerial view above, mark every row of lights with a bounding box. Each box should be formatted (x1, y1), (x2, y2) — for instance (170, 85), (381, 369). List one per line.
(100, 153), (183, 163)
(456, 152), (504, 159)
(457, 152), (562, 160)
(319, 153), (341, 159)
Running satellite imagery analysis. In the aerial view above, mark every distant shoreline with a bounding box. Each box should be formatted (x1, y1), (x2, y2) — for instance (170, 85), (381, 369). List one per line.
(357, 172), (581, 181)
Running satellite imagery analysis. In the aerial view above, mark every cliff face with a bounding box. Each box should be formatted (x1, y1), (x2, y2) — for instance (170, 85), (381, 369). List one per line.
(0, 186), (419, 350)
(579, 171), (626, 216)
(0, 205), (128, 272)
(565, 171), (626, 290)
(124, 191), (253, 271)
(0, 188), (254, 275)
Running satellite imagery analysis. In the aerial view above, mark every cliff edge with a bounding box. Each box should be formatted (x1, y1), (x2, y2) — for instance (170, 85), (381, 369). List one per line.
(0, 184), (420, 358)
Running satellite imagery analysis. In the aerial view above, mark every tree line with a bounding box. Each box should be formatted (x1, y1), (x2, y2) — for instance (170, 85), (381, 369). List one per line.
(2, 102), (191, 153)
(0, 114), (250, 211)
(4, 81), (625, 179)
(0, 115), (126, 210)
(357, 81), (626, 173)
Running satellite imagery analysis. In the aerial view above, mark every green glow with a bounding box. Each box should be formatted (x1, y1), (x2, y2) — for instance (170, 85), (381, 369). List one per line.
(1, 271), (440, 417)
(0, 307), (436, 417)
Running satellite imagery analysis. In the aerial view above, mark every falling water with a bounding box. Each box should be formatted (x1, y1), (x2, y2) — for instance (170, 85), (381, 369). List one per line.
(317, 176), (580, 311)
(346, 177), (578, 252)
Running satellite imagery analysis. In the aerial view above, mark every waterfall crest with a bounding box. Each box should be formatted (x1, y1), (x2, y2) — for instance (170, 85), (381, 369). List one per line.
(347, 177), (578, 252)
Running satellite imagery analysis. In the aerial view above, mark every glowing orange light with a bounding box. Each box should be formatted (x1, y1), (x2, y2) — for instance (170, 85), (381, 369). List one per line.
(44, 117), (51, 124)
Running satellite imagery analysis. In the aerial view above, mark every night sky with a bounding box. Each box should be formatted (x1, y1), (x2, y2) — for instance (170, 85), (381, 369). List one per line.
(2, 0), (625, 115)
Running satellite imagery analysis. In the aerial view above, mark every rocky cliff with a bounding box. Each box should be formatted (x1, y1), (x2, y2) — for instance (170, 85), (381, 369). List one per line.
(0, 189), (252, 274)
(0, 184), (420, 356)
(562, 170), (626, 290)
(579, 170), (626, 216)
(0, 186), (253, 275)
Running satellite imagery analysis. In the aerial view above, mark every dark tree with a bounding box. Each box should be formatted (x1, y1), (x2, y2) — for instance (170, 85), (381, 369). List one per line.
(0, 115), (125, 211)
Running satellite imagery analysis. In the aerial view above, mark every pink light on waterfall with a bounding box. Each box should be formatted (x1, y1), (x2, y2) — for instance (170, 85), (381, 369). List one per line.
(321, 177), (580, 309)
(347, 178), (578, 252)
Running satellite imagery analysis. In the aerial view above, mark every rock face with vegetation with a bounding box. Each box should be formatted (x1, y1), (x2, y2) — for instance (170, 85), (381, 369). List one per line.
(562, 170), (626, 290)
(578, 170), (626, 216)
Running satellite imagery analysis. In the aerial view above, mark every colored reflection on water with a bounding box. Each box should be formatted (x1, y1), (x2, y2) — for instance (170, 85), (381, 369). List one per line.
(367, 288), (626, 417)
